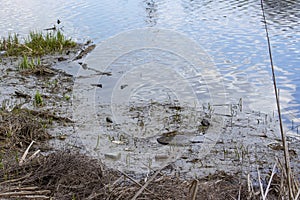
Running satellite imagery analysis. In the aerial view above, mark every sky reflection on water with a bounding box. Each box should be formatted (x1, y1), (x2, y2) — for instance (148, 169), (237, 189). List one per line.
(0, 0), (299, 128)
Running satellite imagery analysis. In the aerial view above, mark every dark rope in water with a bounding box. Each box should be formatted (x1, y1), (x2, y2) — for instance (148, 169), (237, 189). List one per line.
(260, 0), (292, 198)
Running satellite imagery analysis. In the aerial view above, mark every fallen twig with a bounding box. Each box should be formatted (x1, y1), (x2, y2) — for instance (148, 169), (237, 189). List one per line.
(247, 174), (254, 198)
(189, 179), (199, 200)
(15, 90), (31, 99)
(73, 44), (96, 60)
(264, 163), (277, 199)
(20, 195), (50, 199)
(27, 150), (41, 162)
(257, 163), (277, 200)
(131, 166), (164, 200)
(118, 170), (160, 198)
(295, 188), (300, 200)
(0, 190), (51, 197)
(3, 186), (39, 192)
(0, 173), (32, 185)
(19, 141), (35, 166)
(16, 43), (33, 52)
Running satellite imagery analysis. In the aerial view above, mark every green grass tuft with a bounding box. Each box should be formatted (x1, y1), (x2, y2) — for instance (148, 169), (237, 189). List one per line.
(34, 91), (44, 107)
(0, 31), (76, 56)
(19, 55), (40, 70)
(19, 55), (30, 70)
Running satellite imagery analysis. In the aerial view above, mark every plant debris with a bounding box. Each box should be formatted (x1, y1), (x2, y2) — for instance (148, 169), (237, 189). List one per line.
(0, 151), (252, 200)
(0, 108), (51, 149)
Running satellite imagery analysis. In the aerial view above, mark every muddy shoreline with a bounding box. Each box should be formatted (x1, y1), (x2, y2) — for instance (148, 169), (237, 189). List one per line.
(0, 42), (299, 199)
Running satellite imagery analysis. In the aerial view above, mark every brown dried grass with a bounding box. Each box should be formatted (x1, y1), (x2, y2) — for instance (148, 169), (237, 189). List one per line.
(0, 108), (51, 149)
(0, 150), (254, 200)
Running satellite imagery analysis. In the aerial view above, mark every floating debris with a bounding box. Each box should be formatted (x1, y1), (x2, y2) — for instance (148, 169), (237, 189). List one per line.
(121, 84), (128, 90)
(91, 83), (102, 88)
(73, 44), (96, 60)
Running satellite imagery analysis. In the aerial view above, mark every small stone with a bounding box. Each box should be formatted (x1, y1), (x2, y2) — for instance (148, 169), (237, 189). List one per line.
(106, 117), (113, 123)
(57, 57), (67, 62)
(104, 152), (121, 160)
(58, 135), (67, 140)
(91, 83), (102, 88)
(124, 148), (133, 151)
(155, 154), (169, 160)
(189, 135), (205, 143)
(157, 136), (174, 145)
(82, 63), (88, 69)
(157, 131), (177, 145)
(201, 118), (210, 126)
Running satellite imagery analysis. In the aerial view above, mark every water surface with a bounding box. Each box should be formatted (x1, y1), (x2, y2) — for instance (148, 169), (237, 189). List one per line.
(1, 0), (299, 129)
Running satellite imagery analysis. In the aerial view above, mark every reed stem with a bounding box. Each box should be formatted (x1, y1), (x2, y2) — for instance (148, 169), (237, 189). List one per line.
(260, 0), (293, 199)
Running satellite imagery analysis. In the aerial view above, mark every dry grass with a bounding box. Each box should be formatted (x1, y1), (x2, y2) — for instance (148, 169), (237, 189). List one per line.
(0, 108), (51, 149)
(0, 151), (251, 200)
(0, 149), (299, 199)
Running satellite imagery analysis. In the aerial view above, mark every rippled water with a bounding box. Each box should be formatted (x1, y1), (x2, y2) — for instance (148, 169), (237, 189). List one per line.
(1, 0), (299, 129)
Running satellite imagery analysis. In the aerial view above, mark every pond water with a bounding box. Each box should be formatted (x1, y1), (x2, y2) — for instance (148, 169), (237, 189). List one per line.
(1, 0), (299, 127)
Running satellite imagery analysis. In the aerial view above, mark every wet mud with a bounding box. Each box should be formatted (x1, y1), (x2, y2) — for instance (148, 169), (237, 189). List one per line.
(0, 43), (299, 199)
